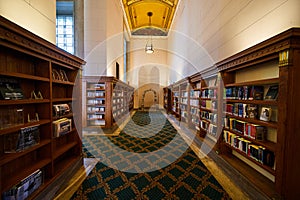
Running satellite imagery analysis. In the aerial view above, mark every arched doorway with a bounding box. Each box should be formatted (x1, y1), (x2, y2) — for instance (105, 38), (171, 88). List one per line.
(140, 89), (158, 110)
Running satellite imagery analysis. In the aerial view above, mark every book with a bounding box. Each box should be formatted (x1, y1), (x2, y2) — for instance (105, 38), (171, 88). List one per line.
(247, 104), (258, 119)
(249, 86), (264, 100)
(4, 125), (40, 153)
(265, 85), (279, 100)
(260, 107), (272, 121)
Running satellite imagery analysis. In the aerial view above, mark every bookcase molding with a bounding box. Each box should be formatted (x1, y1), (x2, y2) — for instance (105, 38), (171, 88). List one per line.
(0, 16), (85, 199)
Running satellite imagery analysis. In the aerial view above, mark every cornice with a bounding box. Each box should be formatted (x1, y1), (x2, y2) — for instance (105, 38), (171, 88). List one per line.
(0, 16), (85, 68)
(217, 28), (300, 72)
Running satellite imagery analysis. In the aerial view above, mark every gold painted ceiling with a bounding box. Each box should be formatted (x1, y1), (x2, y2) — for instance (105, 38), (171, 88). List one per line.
(122, 0), (179, 36)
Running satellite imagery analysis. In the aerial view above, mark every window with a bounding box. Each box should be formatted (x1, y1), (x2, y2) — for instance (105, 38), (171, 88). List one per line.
(56, 1), (74, 54)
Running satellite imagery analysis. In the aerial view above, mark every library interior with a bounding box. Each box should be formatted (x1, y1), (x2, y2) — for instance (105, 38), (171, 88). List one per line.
(1, 0), (300, 199)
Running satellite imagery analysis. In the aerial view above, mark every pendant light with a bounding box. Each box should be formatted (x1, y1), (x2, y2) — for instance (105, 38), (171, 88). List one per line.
(145, 12), (154, 54)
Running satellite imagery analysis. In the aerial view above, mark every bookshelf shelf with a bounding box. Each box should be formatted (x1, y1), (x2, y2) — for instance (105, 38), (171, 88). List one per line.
(201, 86), (218, 90)
(224, 143), (275, 175)
(2, 158), (52, 192)
(0, 139), (51, 166)
(0, 99), (50, 105)
(225, 114), (278, 129)
(225, 78), (279, 87)
(225, 99), (278, 106)
(0, 16), (84, 199)
(0, 119), (51, 136)
(53, 141), (78, 160)
(0, 71), (50, 82)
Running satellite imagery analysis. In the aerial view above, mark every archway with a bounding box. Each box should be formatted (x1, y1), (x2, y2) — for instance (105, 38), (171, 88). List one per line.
(140, 88), (158, 110)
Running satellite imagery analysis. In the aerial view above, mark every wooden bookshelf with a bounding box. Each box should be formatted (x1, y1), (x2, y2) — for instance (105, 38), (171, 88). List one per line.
(0, 16), (85, 199)
(189, 72), (201, 131)
(82, 76), (134, 129)
(217, 28), (300, 199)
(198, 68), (222, 150)
(163, 87), (172, 113)
(165, 28), (300, 199)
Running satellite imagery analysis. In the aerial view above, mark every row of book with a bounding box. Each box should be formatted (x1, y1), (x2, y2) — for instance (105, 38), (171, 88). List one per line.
(190, 99), (199, 107)
(223, 130), (275, 167)
(87, 91), (105, 97)
(87, 99), (105, 105)
(2, 169), (43, 200)
(4, 125), (40, 153)
(224, 85), (278, 100)
(201, 88), (217, 99)
(190, 90), (200, 98)
(201, 100), (217, 110)
(87, 106), (105, 112)
(88, 83), (105, 90)
(181, 98), (188, 104)
(224, 117), (267, 141)
(225, 103), (273, 122)
(181, 91), (188, 97)
(201, 111), (217, 124)
(190, 107), (200, 116)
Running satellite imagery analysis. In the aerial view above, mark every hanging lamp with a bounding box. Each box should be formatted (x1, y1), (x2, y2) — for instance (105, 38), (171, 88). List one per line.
(145, 12), (154, 54)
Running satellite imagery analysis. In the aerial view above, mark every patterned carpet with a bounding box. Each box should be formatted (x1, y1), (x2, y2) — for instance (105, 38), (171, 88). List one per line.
(72, 111), (230, 200)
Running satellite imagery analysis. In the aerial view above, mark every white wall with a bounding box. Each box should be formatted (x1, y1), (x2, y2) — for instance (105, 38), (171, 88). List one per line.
(168, 0), (300, 81)
(83, 0), (126, 81)
(0, 0), (56, 44)
(106, 0), (125, 81)
(83, 0), (107, 76)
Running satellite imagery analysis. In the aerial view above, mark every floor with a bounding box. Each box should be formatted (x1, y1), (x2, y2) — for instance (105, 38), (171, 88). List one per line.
(55, 110), (269, 200)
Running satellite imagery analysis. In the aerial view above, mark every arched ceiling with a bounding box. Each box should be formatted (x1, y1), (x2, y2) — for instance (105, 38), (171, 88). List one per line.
(121, 0), (179, 36)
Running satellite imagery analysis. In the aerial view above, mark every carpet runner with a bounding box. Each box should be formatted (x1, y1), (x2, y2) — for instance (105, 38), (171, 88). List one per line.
(71, 111), (230, 199)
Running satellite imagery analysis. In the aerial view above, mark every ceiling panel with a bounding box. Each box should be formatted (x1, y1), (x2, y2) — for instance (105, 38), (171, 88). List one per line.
(122, 0), (179, 36)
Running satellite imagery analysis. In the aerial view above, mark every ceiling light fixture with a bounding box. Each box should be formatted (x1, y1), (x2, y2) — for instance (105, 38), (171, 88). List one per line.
(145, 11), (154, 54)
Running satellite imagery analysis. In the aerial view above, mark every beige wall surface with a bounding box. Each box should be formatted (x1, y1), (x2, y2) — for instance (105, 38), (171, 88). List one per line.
(168, 0), (300, 81)
(0, 0), (56, 44)
(83, 0), (107, 76)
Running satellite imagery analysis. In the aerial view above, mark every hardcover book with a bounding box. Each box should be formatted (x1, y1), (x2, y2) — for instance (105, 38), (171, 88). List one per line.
(249, 86), (264, 100)
(265, 85), (279, 100)
(4, 125), (40, 153)
(260, 107), (272, 122)
(247, 104), (258, 119)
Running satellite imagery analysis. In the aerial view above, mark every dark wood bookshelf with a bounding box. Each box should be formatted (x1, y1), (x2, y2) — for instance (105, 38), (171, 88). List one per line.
(217, 28), (300, 199)
(82, 76), (134, 129)
(0, 16), (85, 199)
(164, 28), (300, 199)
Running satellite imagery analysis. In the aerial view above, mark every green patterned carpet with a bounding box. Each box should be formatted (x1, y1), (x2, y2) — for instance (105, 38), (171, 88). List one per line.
(72, 111), (230, 200)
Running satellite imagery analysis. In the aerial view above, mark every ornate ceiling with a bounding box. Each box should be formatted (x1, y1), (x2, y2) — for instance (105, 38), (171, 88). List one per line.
(121, 0), (179, 36)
